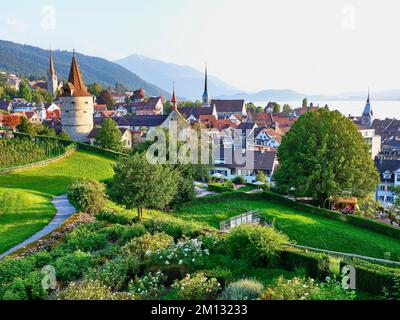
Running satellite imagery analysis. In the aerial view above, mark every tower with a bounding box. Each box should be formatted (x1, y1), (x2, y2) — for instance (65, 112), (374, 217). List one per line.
(47, 49), (58, 96)
(60, 51), (94, 142)
(202, 64), (211, 105)
(361, 88), (373, 127)
(171, 82), (177, 110)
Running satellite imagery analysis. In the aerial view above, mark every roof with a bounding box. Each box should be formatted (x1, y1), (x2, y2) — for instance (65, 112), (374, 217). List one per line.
(375, 159), (400, 183)
(49, 49), (56, 76)
(94, 115), (168, 128)
(237, 122), (257, 133)
(210, 99), (245, 113)
(131, 97), (163, 111)
(179, 106), (214, 119)
(60, 54), (92, 97)
(217, 149), (277, 171)
(0, 99), (11, 110)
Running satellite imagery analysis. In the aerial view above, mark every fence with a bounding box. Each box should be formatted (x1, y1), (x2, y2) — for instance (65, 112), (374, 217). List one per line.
(220, 211), (263, 232)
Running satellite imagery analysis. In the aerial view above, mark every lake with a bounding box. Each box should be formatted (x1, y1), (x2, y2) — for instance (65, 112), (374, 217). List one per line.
(253, 100), (400, 120)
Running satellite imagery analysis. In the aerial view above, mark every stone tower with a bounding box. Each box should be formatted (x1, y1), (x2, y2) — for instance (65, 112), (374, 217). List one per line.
(60, 52), (94, 142)
(361, 89), (373, 127)
(47, 49), (58, 96)
(202, 64), (211, 106)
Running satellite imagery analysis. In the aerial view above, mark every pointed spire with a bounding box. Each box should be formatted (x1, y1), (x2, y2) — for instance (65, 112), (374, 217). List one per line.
(202, 63), (210, 105)
(61, 51), (91, 97)
(367, 86), (370, 103)
(171, 81), (177, 109)
(49, 48), (56, 76)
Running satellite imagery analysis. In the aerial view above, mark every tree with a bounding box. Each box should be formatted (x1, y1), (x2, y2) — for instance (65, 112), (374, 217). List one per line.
(68, 179), (106, 215)
(16, 116), (35, 135)
(87, 83), (103, 97)
(272, 103), (281, 113)
(110, 153), (179, 219)
(97, 90), (115, 109)
(58, 130), (72, 140)
(95, 119), (123, 151)
(302, 98), (308, 108)
(18, 81), (32, 102)
(275, 109), (379, 205)
(3, 114), (21, 129)
(282, 104), (293, 115)
(256, 171), (267, 183)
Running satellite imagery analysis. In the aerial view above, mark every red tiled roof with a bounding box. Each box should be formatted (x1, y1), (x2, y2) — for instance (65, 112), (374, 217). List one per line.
(60, 54), (92, 97)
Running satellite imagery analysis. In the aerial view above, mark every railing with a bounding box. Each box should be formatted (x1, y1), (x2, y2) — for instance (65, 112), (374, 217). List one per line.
(220, 211), (263, 232)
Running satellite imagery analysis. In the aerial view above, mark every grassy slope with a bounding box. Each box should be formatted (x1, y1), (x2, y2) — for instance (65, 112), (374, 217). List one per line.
(174, 196), (400, 261)
(0, 150), (114, 254)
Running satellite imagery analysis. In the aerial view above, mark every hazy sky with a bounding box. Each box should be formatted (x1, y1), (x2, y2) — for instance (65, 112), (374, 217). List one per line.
(1, 0), (399, 94)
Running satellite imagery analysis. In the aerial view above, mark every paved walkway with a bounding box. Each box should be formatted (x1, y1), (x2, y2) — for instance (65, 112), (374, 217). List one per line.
(0, 195), (76, 259)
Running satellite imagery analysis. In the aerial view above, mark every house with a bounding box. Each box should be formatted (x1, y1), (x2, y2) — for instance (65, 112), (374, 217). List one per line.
(11, 99), (36, 113)
(131, 88), (145, 103)
(0, 99), (12, 113)
(375, 158), (400, 207)
(22, 111), (41, 123)
(382, 136), (400, 159)
(111, 92), (130, 104)
(94, 104), (107, 113)
(178, 105), (217, 123)
(254, 128), (282, 148)
(131, 96), (164, 115)
(210, 99), (247, 118)
(88, 127), (133, 149)
(355, 124), (381, 159)
(5, 74), (21, 90)
(211, 148), (278, 183)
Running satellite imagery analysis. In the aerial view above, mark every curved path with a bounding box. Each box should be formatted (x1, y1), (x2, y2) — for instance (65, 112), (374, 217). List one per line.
(0, 195), (76, 259)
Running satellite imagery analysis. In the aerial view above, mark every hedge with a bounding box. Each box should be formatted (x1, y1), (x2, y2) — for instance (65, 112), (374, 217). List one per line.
(207, 183), (234, 193)
(340, 259), (400, 295)
(346, 215), (400, 241)
(279, 248), (333, 280)
(262, 192), (343, 221)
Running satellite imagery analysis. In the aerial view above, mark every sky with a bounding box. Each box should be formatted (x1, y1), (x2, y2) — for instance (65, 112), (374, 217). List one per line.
(1, 0), (400, 95)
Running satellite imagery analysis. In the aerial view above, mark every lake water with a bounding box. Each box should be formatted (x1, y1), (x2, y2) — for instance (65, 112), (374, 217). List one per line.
(254, 100), (400, 120)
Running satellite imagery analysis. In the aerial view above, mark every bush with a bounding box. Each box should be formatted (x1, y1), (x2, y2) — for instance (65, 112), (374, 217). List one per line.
(232, 176), (246, 185)
(146, 265), (189, 286)
(66, 232), (109, 252)
(199, 268), (233, 288)
(122, 232), (174, 260)
(32, 251), (53, 269)
(143, 217), (201, 240)
(199, 233), (226, 255)
(339, 259), (400, 295)
(226, 225), (290, 267)
(95, 210), (130, 225)
(59, 280), (133, 300)
(279, 249), (331, 280)
(121, 224), (147, 242)
(149, 237), (210, 270)
(54, 251), (93, 283)
(95, 256), (140, 291)
(170, 273), (221, 300)
(0, 257), (36, 284)
(68, 178), (106, 215)
(219, 279), (264, 300)
(128, 271), (167, 299)
(260, 276), (356, 300)
(208, 183), (233, 193)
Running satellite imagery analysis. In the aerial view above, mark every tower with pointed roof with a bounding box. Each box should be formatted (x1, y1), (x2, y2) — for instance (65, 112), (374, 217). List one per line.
(361, 89), (373, 127)
(47, 49), (58, 96)
(60, 51), (94, 142)
(202, 64), (211, 106)
(171, 82), (177, 110)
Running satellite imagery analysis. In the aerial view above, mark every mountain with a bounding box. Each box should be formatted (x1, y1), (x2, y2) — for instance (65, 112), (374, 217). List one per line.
(115, 54), (241, 100)
(0, 40), (168, 97)
(216, 89), (306, 102)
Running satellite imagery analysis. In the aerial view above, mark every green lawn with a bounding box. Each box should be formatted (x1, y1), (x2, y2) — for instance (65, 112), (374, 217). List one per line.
(175, 195), (400, 261)
(0, 150), (114, 254)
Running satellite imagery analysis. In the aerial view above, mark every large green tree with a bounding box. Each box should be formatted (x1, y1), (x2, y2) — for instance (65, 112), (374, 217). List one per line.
(110, 153), (179, 219)
(275, 109), (379, 205)
(18, 81), (32, 102)
(97, 89), (116, 109)
(95, 118), (123, 151)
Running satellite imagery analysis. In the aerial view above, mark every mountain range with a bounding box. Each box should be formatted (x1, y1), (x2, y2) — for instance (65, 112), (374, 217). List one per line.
(0, 40), (168, 97)
(115, 54), (241, 100)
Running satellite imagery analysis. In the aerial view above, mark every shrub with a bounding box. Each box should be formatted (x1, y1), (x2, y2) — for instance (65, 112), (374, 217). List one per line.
(279, 249), (331, 280)
(1, 278), (28, 300)
(219, 279), (264, 300)
(0, 257), (36, 284)
(149, 237), (210, 269)
(66, 232), (109, 252)
(232, 176), (246, 185)
(95, 210), (130, 225)
(226, 225), (290, 267)
(98, 225), (127, 242)
(339, 260), (400, 295)
(143, 217), (200, 240)
(59, 280), (133, 300)
(122, 233), (174, 260)
(54, 251), (93, 283)
(199, 233), (226, 255)
(345, 214), (400, 240)
(146, 265), (189, 286)
(121, 224), (147, 242)
(199, 268), (233, 288)
(32, 251), (53, 269)
(128, 271), (167, 299)
(260, 276), (356, 300)
(68, 178), (106, 215)
(0, 270), (49, 300)
(208, 183), (232, 193)
(171, 273), (221, 300)
(94, 256), (140, 291)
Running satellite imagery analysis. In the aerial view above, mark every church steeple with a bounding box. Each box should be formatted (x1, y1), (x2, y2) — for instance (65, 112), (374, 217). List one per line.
(47, 48), (58, 96)
(171, 82), (177, 110)
(202, 63), (211, 105)
(361, 87), (373, 127)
